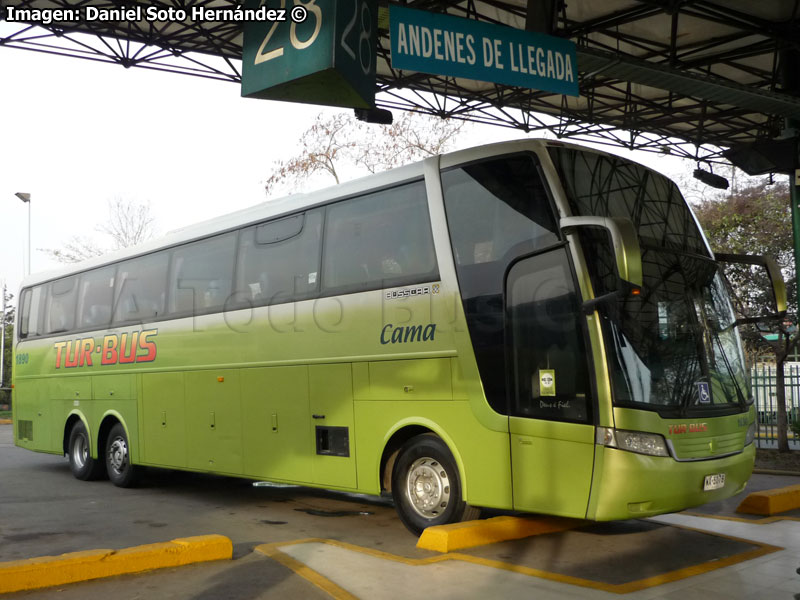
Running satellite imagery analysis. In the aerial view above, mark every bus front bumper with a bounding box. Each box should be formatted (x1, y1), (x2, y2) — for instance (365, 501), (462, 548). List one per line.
(586, 443), (755, 521)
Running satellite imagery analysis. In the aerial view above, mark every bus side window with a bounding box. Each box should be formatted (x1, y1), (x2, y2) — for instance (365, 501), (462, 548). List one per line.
(113, 252), (169, 325)
(18, 289), (31, 339)
(322, 181), (437, 293)
(77, 266), (115, 329)
(44, 276), (78, 334)
(235, 210), (322, 307)
(168, 233), (237, 315)
(17, 289), (31, 339)
(26, 286), (44, 338)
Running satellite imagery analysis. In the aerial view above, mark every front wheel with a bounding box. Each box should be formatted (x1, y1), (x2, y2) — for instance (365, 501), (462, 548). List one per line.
(391, 434), (477, 535)
(105, 423), (139, 487)
(68, 421), (106, 481)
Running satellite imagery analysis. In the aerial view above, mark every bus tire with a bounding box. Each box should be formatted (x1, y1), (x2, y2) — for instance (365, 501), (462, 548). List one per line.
(68, 421), (105, 481)
(391, 434), (471, 535)
(105, 423), (139, 487)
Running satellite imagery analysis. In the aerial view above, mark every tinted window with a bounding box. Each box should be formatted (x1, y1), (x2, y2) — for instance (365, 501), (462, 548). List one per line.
(323, 181), (437, 293)
(27, 286), (44, 337)
(256, 213), (305, 243)
(236, 210), (322, 306)
(442, 154), (560, 415)
(443, 155), (559, 290)
(548, 147), (708, 256)
(18, 289), (31, 339)
(114, 252), (169, 324)
(77, 266), (116, 329)
(169, 233), (237, 315)
(508, 249), (592, 423)
(44, 276), (78, 334)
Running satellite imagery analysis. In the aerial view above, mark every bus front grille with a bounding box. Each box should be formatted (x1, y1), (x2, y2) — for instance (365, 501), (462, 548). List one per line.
(670, 431), (743, 460)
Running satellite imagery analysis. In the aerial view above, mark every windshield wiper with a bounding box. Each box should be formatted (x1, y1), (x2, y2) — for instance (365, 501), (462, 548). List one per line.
(708, 323), (748, 407)
(681, 293), (712, 416)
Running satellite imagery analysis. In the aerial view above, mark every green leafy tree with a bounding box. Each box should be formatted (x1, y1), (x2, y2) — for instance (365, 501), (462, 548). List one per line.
(1, 287), (15, 408)
(693, 179), (795, 451)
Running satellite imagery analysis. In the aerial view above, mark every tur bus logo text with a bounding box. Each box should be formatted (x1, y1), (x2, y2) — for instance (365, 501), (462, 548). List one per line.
(53, 330), (158, 368)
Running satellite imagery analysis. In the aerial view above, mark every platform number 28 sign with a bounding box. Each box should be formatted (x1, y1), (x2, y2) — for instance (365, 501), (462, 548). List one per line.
(241, 0), (378, 108)
(254, 0), (373, 76)
(340, 0), (375, 75)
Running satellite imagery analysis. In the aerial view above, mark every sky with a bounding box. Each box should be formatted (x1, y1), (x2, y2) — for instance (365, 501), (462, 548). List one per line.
(0, 36), (696, 304)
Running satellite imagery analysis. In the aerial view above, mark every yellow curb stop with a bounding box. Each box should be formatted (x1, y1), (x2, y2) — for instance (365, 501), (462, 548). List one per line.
(417, 515), (583, 553)
(737, 484), (800, 516)
(0, 534), (233, 594)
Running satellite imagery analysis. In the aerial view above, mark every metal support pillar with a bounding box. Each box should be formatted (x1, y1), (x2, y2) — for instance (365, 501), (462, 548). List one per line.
(792, 134), (800, 314)
(525, 0), (558, 34)
(783, 49), (800, 315)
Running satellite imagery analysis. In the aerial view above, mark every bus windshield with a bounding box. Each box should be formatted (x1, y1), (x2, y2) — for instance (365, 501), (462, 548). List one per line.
(601, 249), (748, 411)
(549, 146), (749, 414)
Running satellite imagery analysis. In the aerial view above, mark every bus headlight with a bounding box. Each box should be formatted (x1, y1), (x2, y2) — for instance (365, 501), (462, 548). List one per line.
(596, 427), (670, 457)
(745, 422), (755, 446)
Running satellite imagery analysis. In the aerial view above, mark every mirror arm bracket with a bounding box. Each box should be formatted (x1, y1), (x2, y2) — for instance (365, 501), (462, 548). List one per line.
(560, 216), (643, 288)
(582, 290), (622, 315)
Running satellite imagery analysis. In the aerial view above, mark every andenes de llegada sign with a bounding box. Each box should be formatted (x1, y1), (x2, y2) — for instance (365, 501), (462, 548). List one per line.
(390, 6), (578, 97)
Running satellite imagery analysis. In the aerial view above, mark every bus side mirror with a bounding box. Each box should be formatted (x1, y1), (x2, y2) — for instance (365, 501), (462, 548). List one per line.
(715, 253), (787, 322)
(560, 216), (643, 288)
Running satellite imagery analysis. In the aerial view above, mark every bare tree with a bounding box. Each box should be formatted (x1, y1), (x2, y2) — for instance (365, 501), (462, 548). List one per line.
(98, 198), (156, 248)
(42, 198), (157, 264)
(355, 111), (466, 174)
(265, 113), (355, 193)
(265, 111), (467, 195)
(41, 236), (105, 264)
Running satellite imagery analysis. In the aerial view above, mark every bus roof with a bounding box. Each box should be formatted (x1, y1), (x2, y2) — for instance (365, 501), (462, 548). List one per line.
(19, 138), (687, 289)
(19, 147), (430, 289)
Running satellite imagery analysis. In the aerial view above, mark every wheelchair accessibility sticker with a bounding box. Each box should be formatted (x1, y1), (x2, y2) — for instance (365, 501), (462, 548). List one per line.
(697, 382), (711, 404)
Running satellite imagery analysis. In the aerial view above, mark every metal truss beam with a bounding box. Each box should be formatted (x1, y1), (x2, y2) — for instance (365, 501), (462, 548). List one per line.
(1, 0), (798, 166)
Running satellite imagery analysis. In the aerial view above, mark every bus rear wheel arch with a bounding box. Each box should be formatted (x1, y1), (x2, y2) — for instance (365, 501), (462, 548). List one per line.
(391, 433), (479, 535)
(67, 420), (106, 481)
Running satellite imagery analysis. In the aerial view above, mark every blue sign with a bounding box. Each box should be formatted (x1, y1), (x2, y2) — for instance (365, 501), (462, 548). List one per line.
(390, 6), (578, 97)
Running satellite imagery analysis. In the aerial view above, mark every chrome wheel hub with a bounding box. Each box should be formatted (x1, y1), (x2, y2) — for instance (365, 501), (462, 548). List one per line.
(406, 457), (450, 519)
(108, 437), (128, 474)
(73, 434), (88, 469)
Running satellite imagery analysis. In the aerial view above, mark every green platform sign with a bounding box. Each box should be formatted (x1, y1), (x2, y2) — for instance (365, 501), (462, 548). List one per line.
(242, 0), (378, 108)
(390, 5), (578, 97)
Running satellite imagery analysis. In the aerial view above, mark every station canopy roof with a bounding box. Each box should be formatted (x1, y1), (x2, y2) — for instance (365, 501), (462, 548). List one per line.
(2, 1), (799, 164)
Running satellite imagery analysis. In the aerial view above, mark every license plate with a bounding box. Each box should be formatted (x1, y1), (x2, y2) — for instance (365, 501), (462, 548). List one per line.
(703, 473), (726, 491)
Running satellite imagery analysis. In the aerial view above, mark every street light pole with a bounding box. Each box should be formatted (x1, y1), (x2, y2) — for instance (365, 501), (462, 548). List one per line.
(14, 193), (31, 276)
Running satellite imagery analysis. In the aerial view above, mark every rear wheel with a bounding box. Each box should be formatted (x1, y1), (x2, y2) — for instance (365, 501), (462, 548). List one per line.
(68, 421), (105, 481)
(391, 434), (477, 535)
(105, 423), (139, 487)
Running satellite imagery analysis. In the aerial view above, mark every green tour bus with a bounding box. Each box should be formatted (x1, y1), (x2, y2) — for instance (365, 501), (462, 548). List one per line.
(13, 140), (783, 534)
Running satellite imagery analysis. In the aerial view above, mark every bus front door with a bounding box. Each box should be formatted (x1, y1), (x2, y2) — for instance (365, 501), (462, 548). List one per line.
(506, 247), (595, 518)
